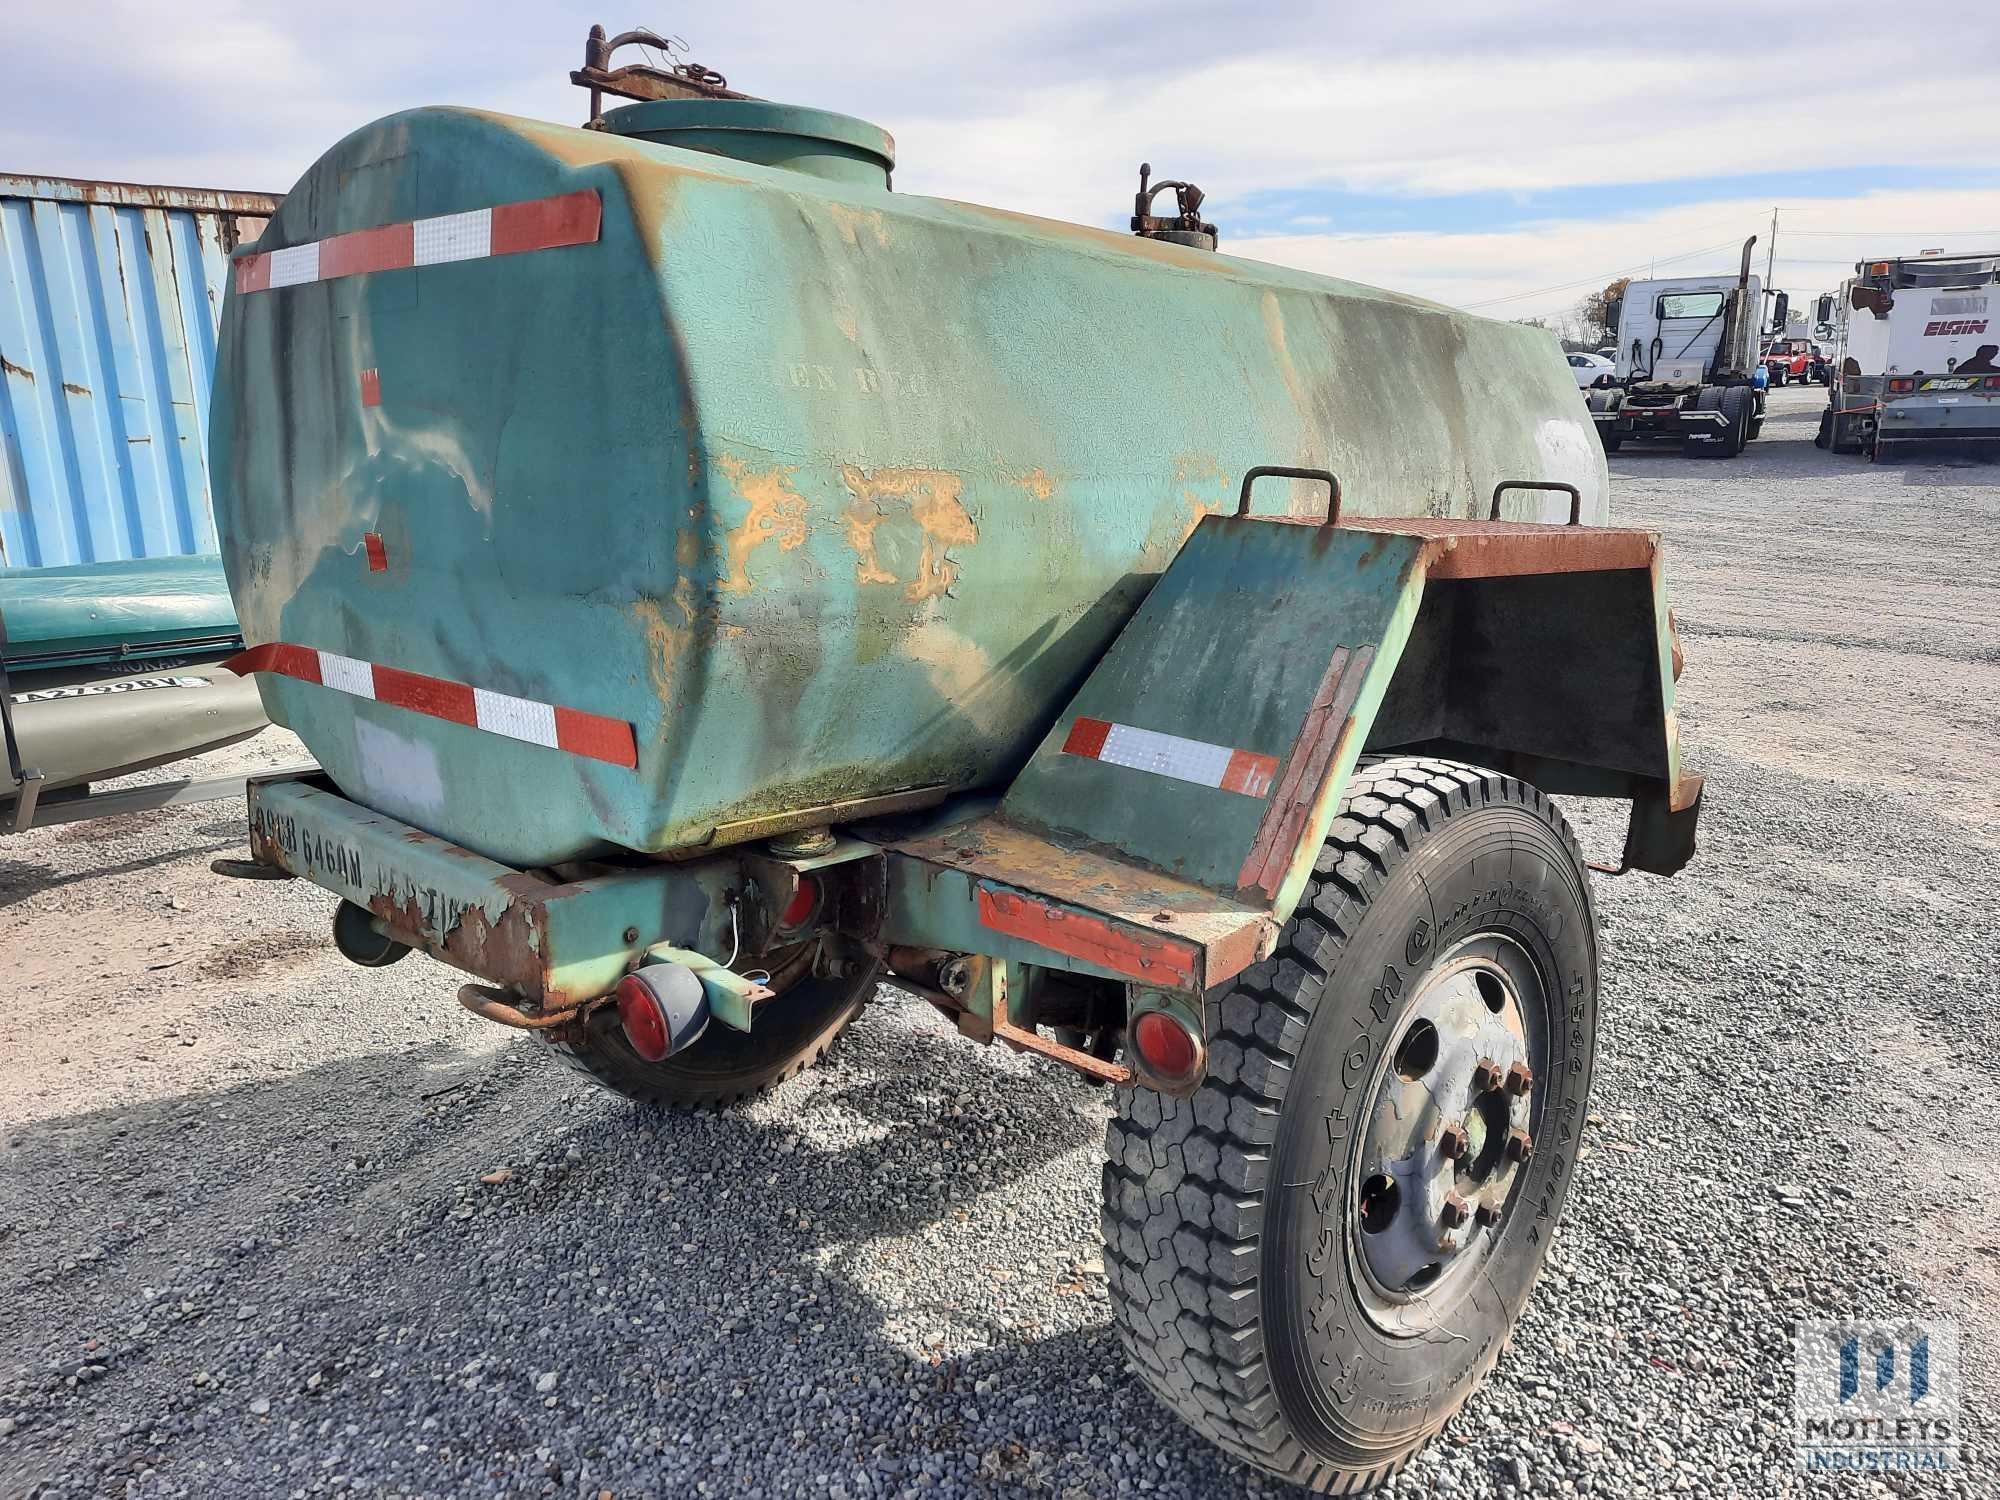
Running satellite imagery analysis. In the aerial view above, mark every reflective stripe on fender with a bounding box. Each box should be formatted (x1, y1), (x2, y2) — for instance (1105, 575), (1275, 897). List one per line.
(226, 643), (637, 768)
(232, 191), (602, 294)
(1061, 716), (1278, 798)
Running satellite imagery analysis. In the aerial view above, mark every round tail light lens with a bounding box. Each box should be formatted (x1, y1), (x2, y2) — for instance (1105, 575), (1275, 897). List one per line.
(780, 875), (819, 929)
(615, 973), (672, 1062)
(1132, 1010), (1201, 1083)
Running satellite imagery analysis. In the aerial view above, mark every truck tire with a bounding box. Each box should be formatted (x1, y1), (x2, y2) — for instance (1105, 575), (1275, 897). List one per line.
(1721, 386), (1753, 455)
(546, 956), (879, 1110)
(1102, 756), (1596, 1493)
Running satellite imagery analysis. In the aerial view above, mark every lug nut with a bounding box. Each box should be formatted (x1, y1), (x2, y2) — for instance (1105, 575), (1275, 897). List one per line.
(1505, 1060), (1534, 1097)
(1440, 1193), (1470, 1229)
(1437, 1124), (1469, 1161)
(1474, 1202), (1503, 1227)
(1504, 1127), (1534, 1163)
(1471, 1058), (1501, 1093)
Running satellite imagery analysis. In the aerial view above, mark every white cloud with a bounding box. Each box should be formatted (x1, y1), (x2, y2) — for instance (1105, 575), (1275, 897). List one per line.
(3, 0), (1993, 326)
(883, 24), (1996, 224)
(1225, 188), (2000, 325)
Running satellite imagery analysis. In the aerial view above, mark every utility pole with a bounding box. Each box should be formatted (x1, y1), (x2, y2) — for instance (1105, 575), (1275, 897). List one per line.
(1765, 206), (1779, 326)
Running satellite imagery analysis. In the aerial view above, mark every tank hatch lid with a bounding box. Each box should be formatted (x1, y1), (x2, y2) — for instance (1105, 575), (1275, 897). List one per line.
(604, 98), (894, 188)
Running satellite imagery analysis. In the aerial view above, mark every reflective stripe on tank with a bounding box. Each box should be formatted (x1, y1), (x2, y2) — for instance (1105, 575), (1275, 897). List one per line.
(232, 190), (602, 294)
(1061, 716), (1279, 798)
(225, 643), (638, 768)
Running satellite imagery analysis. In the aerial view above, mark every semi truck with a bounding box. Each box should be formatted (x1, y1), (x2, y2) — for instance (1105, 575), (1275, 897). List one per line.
(1815, 251), (2000, 458)
(205, 29), (1704, 1492)
(1586, 240), (1766, 456)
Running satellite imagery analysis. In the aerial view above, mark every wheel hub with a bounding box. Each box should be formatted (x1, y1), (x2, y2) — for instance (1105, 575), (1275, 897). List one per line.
(1350, 943), (1540, 1329)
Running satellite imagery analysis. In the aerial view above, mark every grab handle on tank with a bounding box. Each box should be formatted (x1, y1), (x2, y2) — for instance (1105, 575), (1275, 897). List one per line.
(1489, 480), (1582, 526)
(1236, 466), (1342, 526)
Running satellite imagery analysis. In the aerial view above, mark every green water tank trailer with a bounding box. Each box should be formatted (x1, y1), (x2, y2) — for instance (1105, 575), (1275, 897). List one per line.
(211, 94), (1607, 868)
(212, 56), (1703, 1495)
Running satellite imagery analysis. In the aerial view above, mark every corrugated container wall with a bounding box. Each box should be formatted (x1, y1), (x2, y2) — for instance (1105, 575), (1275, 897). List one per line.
(0, 176), (279, 568)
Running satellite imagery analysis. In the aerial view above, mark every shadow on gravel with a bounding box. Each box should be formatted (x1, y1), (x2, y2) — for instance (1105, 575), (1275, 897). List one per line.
(1886, 454), (2000, 485)
(0, 838), (240, 911)
(0, 1003), (1300, 1498)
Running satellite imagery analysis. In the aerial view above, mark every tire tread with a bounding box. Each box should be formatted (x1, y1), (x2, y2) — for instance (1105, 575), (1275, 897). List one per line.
(1102, 755), (1587, 1493)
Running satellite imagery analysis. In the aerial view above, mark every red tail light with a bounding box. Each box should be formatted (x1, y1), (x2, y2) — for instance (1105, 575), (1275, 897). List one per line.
(615, 973), (672, 1061)
(1887, 376), (1916, 394)
(1132, 1010), (1201, 1083)
(1984, 376), (2000, 391)
(780, 875), (820, 929)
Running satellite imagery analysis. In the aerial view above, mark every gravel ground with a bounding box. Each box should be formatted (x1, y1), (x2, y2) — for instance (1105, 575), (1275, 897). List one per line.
(2, 384), (1997, 1499)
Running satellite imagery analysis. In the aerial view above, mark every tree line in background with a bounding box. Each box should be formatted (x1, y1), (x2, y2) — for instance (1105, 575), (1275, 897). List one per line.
(1509, 276), (1632, 352)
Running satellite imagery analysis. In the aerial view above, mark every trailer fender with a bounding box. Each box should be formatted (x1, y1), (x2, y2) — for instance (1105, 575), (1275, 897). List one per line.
(883, 493), (1697, 994)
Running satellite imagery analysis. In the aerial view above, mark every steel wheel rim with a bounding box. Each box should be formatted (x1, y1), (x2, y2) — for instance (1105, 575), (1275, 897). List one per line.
(1346, 933), (1548, 1337)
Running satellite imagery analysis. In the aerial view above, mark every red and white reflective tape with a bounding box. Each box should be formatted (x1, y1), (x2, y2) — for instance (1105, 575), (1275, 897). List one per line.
(233, 190), (602, 295)
(226, 643), (637, 769)
(1062, 716), (1278, 798)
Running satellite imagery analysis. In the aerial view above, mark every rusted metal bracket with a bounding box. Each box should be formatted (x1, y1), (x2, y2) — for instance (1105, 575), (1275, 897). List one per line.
(983, 959), (1132, 1085)
(1131, 163), (1217, 248)
(457, 983), (599, 1031)
(889, 952), (1135, 1086)
(573, 23), (748, 127)
(991, 1008), (1132, 1085)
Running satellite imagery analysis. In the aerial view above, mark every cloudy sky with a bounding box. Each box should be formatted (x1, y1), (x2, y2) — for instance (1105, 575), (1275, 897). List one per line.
(7, 1), (1999, 327)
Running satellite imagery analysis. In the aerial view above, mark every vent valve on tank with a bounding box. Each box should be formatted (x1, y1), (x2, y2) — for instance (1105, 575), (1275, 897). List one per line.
(1132, 163), (1218, 250)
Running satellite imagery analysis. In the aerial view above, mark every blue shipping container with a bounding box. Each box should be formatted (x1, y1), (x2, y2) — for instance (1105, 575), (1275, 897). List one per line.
(0, 175), (280, 568)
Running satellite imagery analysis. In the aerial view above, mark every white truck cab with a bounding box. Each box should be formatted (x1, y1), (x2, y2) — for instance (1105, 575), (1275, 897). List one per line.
(1588, 239), (1767, 458)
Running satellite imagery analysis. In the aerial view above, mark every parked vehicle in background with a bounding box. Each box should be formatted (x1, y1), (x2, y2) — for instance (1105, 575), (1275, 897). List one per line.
(1761, 337), (1811, 385)
(204, 28), (1703, 1492)
(0, 556), (279, 831)
(1759, 338), (1830, 386)
(1586, 239), (1767, 456)
(0, 175), (294, 830)
(1817, 251), (2000, 458)
(1567, 350), (1614, 388)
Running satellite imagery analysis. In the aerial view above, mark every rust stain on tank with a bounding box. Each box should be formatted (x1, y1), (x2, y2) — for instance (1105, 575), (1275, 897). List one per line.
(837, 475), (899, 586)
(2, 357), (35, 382)
(497, 113), (734, 250)
(715, 453), (809, 593)
(827, 203), (890, 249)
(1139, 467), (1223, 573)
(1261, 292), (1312, 424)
(837, 464), (976, 599)
(908, 481), (978, 600)
(629, 582), (700, 704)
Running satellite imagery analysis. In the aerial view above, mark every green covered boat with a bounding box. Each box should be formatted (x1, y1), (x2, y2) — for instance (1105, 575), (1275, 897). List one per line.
(1, 554), (273, 828)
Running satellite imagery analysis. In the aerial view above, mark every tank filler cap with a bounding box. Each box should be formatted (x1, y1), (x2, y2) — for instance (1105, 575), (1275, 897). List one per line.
(604, 98), (895, 189)
(1132, 162), (1218, 250)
